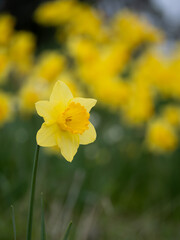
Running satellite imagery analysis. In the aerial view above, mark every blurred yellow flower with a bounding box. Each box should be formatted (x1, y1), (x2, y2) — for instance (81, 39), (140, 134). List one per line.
(131, 49), (166, 87)
(0, 48), (10, 82)
(0, 14), (15, 45)
(35, 0), (107, 42)
(67, 37), (99, 63)
(111, 10), (163, 49)
(65, 4), (105, 41)
(0, 92), (13, 125)
(146, 118), (178, 152)
(34, 51), (66, 83)
(36, 81), (97, 162)
(93, 78), (130, 109)
(9, 31), (36, 74)
(19, 82), (48, 114)
(100, 42), (129, 75)
(162, 105), (180, 127)
(34, 0), (76, 26)
(123, 82), (154, 125)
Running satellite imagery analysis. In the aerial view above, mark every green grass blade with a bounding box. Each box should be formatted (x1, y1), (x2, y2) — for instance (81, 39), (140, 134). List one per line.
(11, 205), (16, 240)
(62, 222), (72, 240)
(26, 145), (40, 240)
(41, 193), (46, 240)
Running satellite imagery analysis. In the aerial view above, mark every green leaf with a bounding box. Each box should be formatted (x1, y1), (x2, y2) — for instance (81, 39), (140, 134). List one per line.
(41, 193), (46, 240)
(62, 222), (72, 240)
(11, 205), (16, 240)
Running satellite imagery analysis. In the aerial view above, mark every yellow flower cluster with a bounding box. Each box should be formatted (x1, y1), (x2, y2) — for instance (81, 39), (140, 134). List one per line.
(0, 0), (180, 154)
(0, 15), (36, 78)
(0, 13), (82, 118)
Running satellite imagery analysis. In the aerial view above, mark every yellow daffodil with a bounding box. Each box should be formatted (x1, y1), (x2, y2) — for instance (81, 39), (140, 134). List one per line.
(111, 10), (163, 49)
(36, 81), (97, 162)
(19, 81), (48, 114)
(93, 77), (130, 109)
(34, 51), (66, 83)
(64, 4), (105, 41)
(67, 37), (99, 64)
(161, 105), (180, 127)
(0, 14), (15, 45)
(34, 0), (76, 26)
(9, 31), (36, 74)
(0, 92), (13, 125)
(123, 82), (154, 125)
(146, 118), (178, 152)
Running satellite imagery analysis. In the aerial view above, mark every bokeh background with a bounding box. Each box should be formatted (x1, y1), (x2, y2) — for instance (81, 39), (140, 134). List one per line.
(1, 0), (180, 239)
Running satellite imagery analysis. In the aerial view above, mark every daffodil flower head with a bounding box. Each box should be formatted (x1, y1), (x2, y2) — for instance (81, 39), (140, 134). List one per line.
(36, 81), (97, 162)
(146, 118), (178, 153)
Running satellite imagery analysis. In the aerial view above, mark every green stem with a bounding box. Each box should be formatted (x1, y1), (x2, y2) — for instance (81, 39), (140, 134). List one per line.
(11, 205), (16, 240)
(26, 145), (40, 240)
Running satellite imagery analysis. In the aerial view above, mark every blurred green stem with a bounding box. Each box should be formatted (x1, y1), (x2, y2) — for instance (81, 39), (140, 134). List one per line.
(63, 222), (72, 240)
(11, 205), (16, 240)
(26, 145), (40, 240)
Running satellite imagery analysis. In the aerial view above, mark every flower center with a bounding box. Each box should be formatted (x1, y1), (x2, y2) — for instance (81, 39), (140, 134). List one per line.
(57, 102), (90, 134)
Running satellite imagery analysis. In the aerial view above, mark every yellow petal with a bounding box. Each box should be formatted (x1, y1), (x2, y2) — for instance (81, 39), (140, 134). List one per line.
(36, 100), (64, 124)
(36, 123), (59, 147)
(71, 97), (97, 112)
(35, 101), (54, 124)
(57, 131), (79, 162)
(79, 122), (96, 145)
(50, 81), (73, 107)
